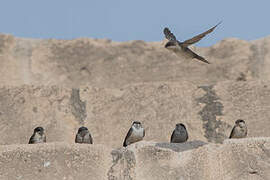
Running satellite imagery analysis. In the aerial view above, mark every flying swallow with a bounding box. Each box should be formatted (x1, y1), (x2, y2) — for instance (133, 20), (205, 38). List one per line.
(164, 22), (221, 64)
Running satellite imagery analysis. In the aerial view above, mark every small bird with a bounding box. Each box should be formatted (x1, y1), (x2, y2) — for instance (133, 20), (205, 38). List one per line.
(163, 22), (221, 64)
(28, 126), (46, 144)
(75, 126), (93, 144)
(170, 123), (188, 143)
(123, 121), (145, 147)
(229, 119), (247, 139)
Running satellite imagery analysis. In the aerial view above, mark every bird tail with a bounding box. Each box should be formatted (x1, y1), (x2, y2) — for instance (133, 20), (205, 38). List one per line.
(194, 54), (210, 64)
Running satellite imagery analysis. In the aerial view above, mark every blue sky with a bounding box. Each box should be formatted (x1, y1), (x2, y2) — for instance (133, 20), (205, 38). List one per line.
(0, 0), (269, 46)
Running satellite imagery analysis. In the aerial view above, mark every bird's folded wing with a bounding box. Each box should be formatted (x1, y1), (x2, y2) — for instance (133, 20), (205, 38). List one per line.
(28, 135), (34, 144)
(75, 134), (81, 143)
(123, 128), (132, 146)
(229, 127), (236, 138)
(181, 21), (222, 47)
(89, 134), (93, 144)
(170, 130), (175, 142)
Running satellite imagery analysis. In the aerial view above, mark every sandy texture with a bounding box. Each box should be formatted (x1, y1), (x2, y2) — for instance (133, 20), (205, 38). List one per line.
(1, 34), (270, 88)
(0, 142), (113, 180)
(0, 139), (270, 180)
(0, 81), (270, 148)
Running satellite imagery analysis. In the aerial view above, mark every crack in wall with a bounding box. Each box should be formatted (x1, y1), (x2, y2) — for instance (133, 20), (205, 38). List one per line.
(107, 149), (136, 180)
(70, 89), (86, 125)
(197, 85), (231, 143)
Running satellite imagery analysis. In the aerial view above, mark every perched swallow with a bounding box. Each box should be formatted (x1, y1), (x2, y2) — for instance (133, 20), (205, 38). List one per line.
(229, 119), (247, 139)
(28, 127), (46, 144)
(123, 121), (145, 147)
(170, 123), (188, 143)
(75, 126), (93, 144)
(163, 22), (221, 64)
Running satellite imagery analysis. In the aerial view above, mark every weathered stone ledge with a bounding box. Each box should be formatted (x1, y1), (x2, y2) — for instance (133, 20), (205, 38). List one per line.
(0, 138), (269, 180)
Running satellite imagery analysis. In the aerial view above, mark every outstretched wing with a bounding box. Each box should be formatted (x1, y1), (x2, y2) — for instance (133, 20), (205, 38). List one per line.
(163, 27), (177, 41)
(181, 21), (222, 47)
(123, 128), (133, 147)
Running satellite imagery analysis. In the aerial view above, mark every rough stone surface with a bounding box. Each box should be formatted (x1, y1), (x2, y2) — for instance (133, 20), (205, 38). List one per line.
(0, 139), (270, 180)
(1, 34), (270, 179)
(0, 143), (113, 180)
(1, 34), (270, 88)
(0, 81), (270, 148)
